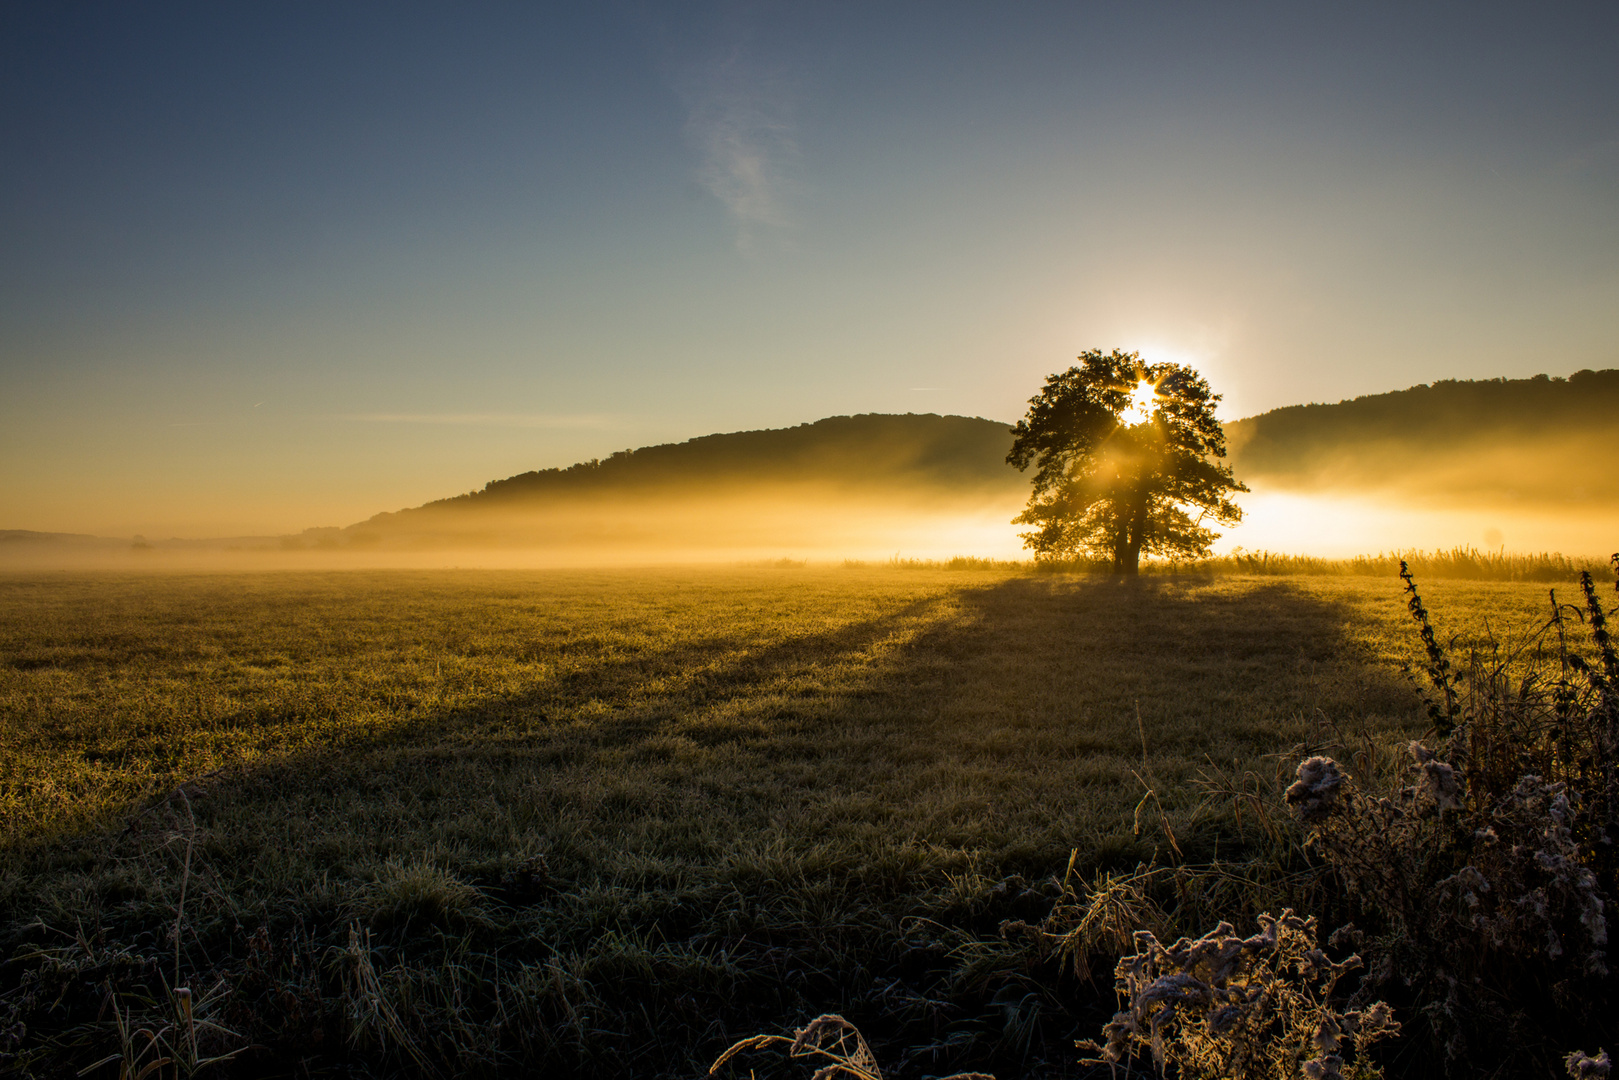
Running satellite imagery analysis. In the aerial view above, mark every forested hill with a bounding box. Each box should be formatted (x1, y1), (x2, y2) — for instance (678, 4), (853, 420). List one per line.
(357, 369), (1618, 532)
(1225, 368), (1619, 493)
(421, 412), (1022, 509)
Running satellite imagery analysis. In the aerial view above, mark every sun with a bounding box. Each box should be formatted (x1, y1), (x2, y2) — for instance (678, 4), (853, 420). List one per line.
(1120, 378), (1158, 425)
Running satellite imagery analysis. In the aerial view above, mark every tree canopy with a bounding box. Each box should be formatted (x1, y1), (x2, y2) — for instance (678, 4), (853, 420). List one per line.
(1007, 349), (1247, 573)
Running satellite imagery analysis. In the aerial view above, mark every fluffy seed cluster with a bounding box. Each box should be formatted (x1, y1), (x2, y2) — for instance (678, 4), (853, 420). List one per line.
(1567, 1049), (1613, 1079)
(1408, 741), (1461, 812)
(1285, 757), (1350, 823)
(1285, 741), (1612, 1063)
(1080, 910), (1397, 1080)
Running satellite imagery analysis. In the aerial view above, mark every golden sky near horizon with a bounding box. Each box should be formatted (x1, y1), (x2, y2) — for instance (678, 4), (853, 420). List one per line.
(2, 5), (1616, 545)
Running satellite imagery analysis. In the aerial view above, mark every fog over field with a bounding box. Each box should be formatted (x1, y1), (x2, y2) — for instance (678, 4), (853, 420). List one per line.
(1224, 368), (1619, 556)
(5, 370), (1615, 569)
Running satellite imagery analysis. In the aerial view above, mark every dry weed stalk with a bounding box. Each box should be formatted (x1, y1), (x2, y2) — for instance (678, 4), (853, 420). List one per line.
(340, 923), (441, 1078)
(710, 1013), (994, 1080)
(68, 783), (246, 1080)
(76, 980), (243, 1080)
(996, 860), (1172, 984)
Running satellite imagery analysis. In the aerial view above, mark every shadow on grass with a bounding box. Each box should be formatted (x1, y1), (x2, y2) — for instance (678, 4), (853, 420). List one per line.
(3, 574), (1426, 1079)
(350, 574), (1412, 764)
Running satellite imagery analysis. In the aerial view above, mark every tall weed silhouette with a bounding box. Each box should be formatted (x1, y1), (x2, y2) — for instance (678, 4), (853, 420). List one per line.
(1278, 557), (1619, 1072)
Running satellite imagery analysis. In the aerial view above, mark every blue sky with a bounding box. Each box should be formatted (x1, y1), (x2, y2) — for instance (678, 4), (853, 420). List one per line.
(3, 2), (1616, 536)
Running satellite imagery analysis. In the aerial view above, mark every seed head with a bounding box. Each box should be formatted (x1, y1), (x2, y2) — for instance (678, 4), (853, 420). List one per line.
(1286, 757), (1348, 823)
(1566, 1049), (1612, 1079)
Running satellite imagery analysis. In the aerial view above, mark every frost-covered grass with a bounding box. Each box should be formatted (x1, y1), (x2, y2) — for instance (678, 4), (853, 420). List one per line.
(0, 567), (1571, 1076)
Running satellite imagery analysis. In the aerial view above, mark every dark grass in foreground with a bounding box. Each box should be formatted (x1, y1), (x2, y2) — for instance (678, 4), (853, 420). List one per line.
(0, 568), (1575, 1076)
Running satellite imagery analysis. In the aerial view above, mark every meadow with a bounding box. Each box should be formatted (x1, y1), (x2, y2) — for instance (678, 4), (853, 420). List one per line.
(0, 566), (1595, 1076)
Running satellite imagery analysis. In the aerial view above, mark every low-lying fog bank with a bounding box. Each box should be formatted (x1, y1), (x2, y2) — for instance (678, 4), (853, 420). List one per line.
(4, 485), (1614, 572)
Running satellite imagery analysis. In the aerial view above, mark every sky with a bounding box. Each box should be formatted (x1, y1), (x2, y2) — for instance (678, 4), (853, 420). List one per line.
(3, 2), (1617, 538)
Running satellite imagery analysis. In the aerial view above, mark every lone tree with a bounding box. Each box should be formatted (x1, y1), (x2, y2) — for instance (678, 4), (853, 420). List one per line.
(1007, 349), (1247, 574)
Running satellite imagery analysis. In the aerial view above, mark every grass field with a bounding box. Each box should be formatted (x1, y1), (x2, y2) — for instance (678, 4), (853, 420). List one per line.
(0, 567), (1585, 1077)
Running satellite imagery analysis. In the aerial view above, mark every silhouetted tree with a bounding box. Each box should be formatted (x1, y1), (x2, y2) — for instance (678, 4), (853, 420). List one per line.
(1007, 349), (1247, 574)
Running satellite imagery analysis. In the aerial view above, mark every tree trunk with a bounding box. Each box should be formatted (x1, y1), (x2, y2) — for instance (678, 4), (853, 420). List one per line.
(1119, 488), (1148, 576)
(1120, 540), (1142, 576)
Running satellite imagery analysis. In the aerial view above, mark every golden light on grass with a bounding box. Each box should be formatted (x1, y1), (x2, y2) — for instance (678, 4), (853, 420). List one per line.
(0, 565), (1602, 1075)
(1120, 378), (1158, 426)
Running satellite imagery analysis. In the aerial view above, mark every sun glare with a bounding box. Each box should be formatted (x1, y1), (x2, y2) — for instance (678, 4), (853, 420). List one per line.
(1120, 378), (1157, 425)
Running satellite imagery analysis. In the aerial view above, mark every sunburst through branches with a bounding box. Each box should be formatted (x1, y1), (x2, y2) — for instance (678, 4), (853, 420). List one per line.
(1120, 378), (1158, 426)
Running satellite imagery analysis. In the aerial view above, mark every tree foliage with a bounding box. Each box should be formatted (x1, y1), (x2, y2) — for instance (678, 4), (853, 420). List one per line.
(1007, 349), (1247, 573)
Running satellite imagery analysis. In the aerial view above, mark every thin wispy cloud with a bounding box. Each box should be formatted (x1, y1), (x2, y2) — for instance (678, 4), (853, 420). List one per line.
(340, 413), (614, 429)
(680, 48), (800, 249)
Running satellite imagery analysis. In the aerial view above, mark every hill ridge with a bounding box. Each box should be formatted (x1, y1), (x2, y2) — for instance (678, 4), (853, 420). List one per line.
(375, 368), (1619, 523)
(1225, 367), (1619, 482)
(368, 411), (1021, 523)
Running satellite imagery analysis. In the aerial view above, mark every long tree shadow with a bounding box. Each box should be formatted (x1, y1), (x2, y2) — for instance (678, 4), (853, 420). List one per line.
(135, 572), (1426, 902)
(2, 572), (1429, 1080)
(77, 573), (1424, 875)
(843, 575), (1423, 865)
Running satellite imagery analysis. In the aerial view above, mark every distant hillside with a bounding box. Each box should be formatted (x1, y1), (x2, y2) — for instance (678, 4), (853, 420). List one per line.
(455, 413), (1017, 502)
(343, 413), (1025, 550)
(349, 371), (1619, 540)
(0, 530), (127, 549)
(367, 413), (1019, 516)
(1225, 368), (1619, 505)
(1228, 369), (1619, 469)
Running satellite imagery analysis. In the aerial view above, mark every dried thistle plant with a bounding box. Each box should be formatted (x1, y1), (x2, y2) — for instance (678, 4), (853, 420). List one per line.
(1277, 558), (1619, 1069)
(1079, 909), (1397, 1080)
(1284, 744), (1610, 1063)
(1567, 1048), (1613, 1079)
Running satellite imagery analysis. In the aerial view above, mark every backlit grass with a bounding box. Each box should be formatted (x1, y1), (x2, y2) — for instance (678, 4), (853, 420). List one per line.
(0, 567), (1579, 1076)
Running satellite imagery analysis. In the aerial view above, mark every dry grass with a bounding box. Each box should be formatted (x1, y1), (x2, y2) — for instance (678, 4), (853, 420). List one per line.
(1105, 547), (1611, 582)
(0, 566), (1579, 1076)
(862, 547), (1612, 582)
